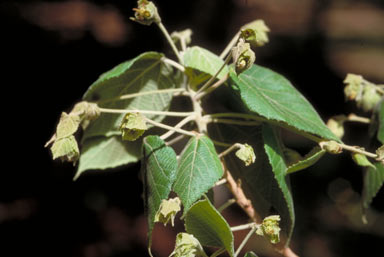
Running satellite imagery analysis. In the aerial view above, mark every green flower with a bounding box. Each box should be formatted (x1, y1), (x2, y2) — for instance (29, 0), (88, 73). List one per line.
(235, 143), (256, 166)
(241, 19), (270, 47)
(169, 233), (207, 257)
(256, 215), (281, 244)
(50, 135), (80, 163)
(131, 0), (161, 26)
(232, 39), (255, 74)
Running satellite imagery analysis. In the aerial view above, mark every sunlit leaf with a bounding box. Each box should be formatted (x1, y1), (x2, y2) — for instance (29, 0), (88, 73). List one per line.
(229, 64), (339, 142)
(173, 135), (223, 212)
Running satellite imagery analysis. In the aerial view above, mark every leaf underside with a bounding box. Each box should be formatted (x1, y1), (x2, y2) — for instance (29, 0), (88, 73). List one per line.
(185, 199), (234, 257)
(173, 135), (224, 212)
(362, 162), (384, 209)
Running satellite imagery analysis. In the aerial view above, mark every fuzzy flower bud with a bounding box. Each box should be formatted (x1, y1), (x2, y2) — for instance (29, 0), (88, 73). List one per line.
(256, 215), (281, 244)
(232, 38), (256, 74)
(131, 0), (161, 26)
(235, 144), (256, 166)
(169, 233), (207, 257)
(240, 19), (270, 47)
(154, 197), (181, 227)
(119, 112), (148, 141)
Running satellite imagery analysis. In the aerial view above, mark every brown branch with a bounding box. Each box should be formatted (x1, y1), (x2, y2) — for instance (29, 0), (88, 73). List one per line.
(222, 163), (299, 257)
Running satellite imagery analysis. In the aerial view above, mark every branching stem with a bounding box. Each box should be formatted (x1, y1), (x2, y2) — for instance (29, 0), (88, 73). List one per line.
(160, 115), (196, 140)
(161, 57), (185, 72)
(234, 224), (258, 257)
(144, 117), (196, 137)
(220, 31), (240, 59)
(195, 73), (229, 101)
(231, 222), (259, 232)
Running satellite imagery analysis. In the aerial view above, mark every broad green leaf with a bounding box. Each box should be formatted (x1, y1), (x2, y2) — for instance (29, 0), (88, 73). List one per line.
(82, 52), (177, 139)
(185, 199), (234, 257)
(262, 124), (294, 246)
(244, 252), (258, 257)
(173, 135), (224, 212)
(362, 162), (384, 209)
(286, 147), (326, 174)
(75, 136), (141, 179)
(229, 65), (339, 142)
(378, 100), (384, 144)
(141, 135), (177, 245)
(183, 46), (229, 80)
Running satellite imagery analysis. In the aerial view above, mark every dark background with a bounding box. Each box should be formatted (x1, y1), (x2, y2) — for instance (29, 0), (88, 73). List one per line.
(1, 0), (384, 256)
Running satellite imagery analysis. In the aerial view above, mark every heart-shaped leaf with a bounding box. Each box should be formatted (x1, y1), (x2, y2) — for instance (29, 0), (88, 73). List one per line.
(173, 135), (224, 212)
(229, 64), (339, 142)
(185, 199), (234, 257)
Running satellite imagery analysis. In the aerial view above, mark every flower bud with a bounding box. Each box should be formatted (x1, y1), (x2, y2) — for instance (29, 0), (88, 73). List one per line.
(72, 101), (101, 121)
(232, 39), (255, 74)
(169, 233), (207, 257)
(155, 197), (181, 227)
(359, 84), (382, 112)
(319, 141), (342, 154)
(50, 135), (80, 163)
(235, 144), (256, 166)
(131, 0), (161, 26)
(119, 112), (148, 141)
(326, 115), (347, 139)
(256, 215), (281, 244)
(343, 73), (364, 101)
(240, 19), (270, 47)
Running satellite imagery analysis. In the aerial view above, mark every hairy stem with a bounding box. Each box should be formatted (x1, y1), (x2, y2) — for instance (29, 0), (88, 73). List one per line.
(160, 115), (196, 140)
(218, 143), (243, 158)
(217, 198), (236, 212)
(144, 117), (196, 137)
(157, 22), (183, 63)
(234, 225), (258, 257)
(339, 143), (378, 159)
(347, 113), (370, 124)
(220, 31), (240, 59)
(195, 73), (229, 101)
(99, 107), (194, 117)
(231, 222), (258, 232)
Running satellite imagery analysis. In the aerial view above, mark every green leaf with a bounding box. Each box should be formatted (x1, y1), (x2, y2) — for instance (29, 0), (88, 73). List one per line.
(286, 147), (326, 174)
(51, 135), (80, 163)
(352, 153), (376, 169)
(378, 100), (384, 144)
(173, 135), (224, 212)
(56, 112), (81, 139)
(75, 136), (141, 179)
(183, 46), (229, 80)
(229, 64), (339, 142)
(185, 199), (234, 257)
(362, 162), (384, 209)
(244, 252), (258, 257)
(141, 135), (178, 245)
(262, 124), (295, 246)
(82, 52), (177, 139)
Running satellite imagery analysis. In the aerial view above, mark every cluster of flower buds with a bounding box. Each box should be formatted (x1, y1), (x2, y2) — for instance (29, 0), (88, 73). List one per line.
(343, 73), (383, 112)
(45, 101), (101, 163)
(131, 0), (161, 26)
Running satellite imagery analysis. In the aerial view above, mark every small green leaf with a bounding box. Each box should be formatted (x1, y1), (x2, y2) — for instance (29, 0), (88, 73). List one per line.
(286, 147), (326, 174)
(75, 136), (141, 179)
(56, 112), (81, 139)
(352, 153), (376, 169)
(82, 52), (176, 139)
(362, 162), (384, 210)
(119, 112), (148, 141)
(262, 124), (295, 246)
(170, 233), (207, 257)
(141, 135), (178, 245)
(173, 135), (224, 212)
(50, 135), (80, 163)
(185, 199), (234, 257)
(183, 46), (229, 81)
(229, 64), (339, 142)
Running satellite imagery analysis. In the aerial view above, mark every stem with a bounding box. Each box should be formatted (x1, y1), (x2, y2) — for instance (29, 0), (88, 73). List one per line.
(144, 117), (196, 137)
(156, 22), (183, 63)
(210, 248), (226, 257)
(195, 54), (232, 96)
(165, 134), (186, 146)
(195, 73), (229, 101)
(161, 57), (185, 72)
(217, 198), (236, 212)
(219, 143), (243, 158)
(97, 88), (186, 104)
(206, 113), (266, 122)
(160, 115), (196, 140)
(339, 143), (378, 159)
(234, 225), (258, 257)
(347, 113), (370, 124)
(211, 139), (232, 147)
(99, 107), (194, 117)
(215, 178), (228, 186)
(220, 31), (240, 59)
(231, 222), (258, 232)
(205, 117), (261, 126)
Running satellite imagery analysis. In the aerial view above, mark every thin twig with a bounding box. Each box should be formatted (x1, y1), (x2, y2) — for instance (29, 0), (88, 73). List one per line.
(231, 222), (258, 232)
(160, 115), (196, 140)
(217, 198), (236, 212)
(210, 248), (226, 257)
(161, 57), (185, 72)
(195, 73), (229, 101)
(234, 225), (258, 257)
(156, 22), (183, 63)
(220, 31), (240, 59)
(99, 107), (194, 117)
(339, 143), (378, 159)
(144, 118), (196, 137)
(347, 113), (371, 124)
(218, 143), (242, 158)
